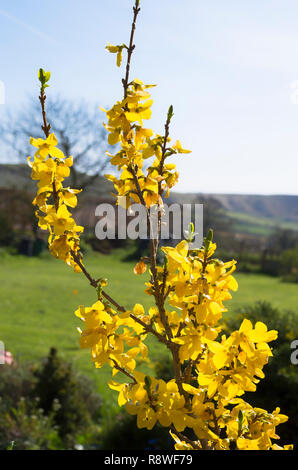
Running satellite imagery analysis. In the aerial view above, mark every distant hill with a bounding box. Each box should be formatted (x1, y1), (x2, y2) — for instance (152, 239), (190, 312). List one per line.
(203, 193), (298, 224)
(170, 192), (298, 236)
(1, 164), (298, 236)
(0, 163), (113, 197)
(0, 164), (34, 191)
(170, 192), (298, 223)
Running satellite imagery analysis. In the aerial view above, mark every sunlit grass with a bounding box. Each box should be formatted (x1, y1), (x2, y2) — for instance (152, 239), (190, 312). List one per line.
(1, 250), (297, 408)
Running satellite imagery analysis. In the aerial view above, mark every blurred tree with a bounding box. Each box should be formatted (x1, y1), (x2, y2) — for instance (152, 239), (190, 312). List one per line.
(32, 348), (102, 445)
(0, 188), (36, 248)
(265, 228), (298, 255)
(0, 96), (110, 190)
(281, 245), (298, 282)
(260, 228), (298, 277)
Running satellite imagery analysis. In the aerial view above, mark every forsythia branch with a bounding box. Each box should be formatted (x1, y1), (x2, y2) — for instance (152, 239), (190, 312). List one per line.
(26, 0), (293, 451)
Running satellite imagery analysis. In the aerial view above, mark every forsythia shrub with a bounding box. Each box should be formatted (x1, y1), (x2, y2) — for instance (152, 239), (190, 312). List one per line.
(27, 0), (293, 450)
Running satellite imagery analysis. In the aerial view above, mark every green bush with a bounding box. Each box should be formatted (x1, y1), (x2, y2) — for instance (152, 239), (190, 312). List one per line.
(281, 246), (298, 283)
(99, 410), (172, 450)
(0, 348), (103, 449)
(0, 395), (61, 450)
(0, 213), (15, 247)
(0, 363), (35, 409)
(225, 301), (298, 445)
(32, 348), (102, 446)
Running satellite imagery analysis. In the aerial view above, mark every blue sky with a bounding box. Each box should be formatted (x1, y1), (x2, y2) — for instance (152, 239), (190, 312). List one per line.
(1, 0), (298, 195)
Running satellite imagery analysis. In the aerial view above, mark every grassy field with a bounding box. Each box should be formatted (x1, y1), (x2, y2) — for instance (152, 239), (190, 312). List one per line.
(1, 251), (297, 411)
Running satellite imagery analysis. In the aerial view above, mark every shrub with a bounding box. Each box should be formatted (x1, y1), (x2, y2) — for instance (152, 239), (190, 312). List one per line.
(32, 348), (102, 446)
(225, 301), (298, 444)
(0, 363), (35, 410)
(100, 410), (171, 450)
(281, 246), (298, 283)
(0, 349), (102, 449)
(0, 212), (15, 247)
(0, 396), (61, 450)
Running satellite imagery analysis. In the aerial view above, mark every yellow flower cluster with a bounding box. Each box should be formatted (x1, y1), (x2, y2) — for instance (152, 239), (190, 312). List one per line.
(111, 375), (187, 431)
(28, 133), (83, 271)
(170, 404), (292, 450)
(102, 78), (190, 209)
(75, 300), (148, 373)
(75, 237), (292, 449)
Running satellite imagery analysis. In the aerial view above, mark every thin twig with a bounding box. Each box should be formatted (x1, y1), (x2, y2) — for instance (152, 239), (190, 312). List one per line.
(39, 89), (51, 138)
(170, 426), (202, 450)
(122, 0), (141, 99)
(39, 89), (59, 211)
(111, 359), (137, 384)
(70, 248), (172, 348)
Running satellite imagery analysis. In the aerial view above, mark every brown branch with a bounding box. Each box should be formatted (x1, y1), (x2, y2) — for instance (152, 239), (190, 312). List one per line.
(38, 88), (59, 211)
(102, 290), (127, 313)
(130, 313), (171, 348)
(158, 111), (172, 187)
(128, 167), (188, 401)
(70, 249), (128, 313)
(122, 0), (141, 99)
(161, 266), (168, 300)
(39, 89), (51, 138)
(70, 249), (173, 350)
(111, 359), (137, 384)
(119, 5), (178, 355)
(170, 426), (202, 450)
(70, 250), (98, 288)
(183, 359), (194, 384)
(155, 110), (172, 253)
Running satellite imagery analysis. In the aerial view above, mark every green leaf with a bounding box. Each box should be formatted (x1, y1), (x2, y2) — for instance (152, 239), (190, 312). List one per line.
(206, 229), (213, 243)
(38, 68), (51, 89)
(6, 441), (15, 450)
(238, 409), (244, 435)
(203, 229), (214, 252)
(44, 71), (51, 82)
(144, 375), (152, 393)
(38, 68), (46, 84)
(167, 105), (174, 121)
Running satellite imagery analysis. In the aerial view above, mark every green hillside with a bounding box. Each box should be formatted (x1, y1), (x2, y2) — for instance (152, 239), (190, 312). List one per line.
(225, 210), (298, 236)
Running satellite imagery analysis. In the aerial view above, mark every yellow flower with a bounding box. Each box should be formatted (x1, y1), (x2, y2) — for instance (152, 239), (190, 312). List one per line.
(105, 43), (126, 67)
(172, 140), (191, 154)
(136, 405), (157, 430)
(58, 187), (81, 208)
(45, 204), (76, 236)
(133, 260), (147, 275)
(125, 99), (153, 125)
(30, 133), (65, 160)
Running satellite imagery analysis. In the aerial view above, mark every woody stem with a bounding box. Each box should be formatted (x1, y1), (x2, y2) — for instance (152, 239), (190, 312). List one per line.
(122, 0), (141, 99)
